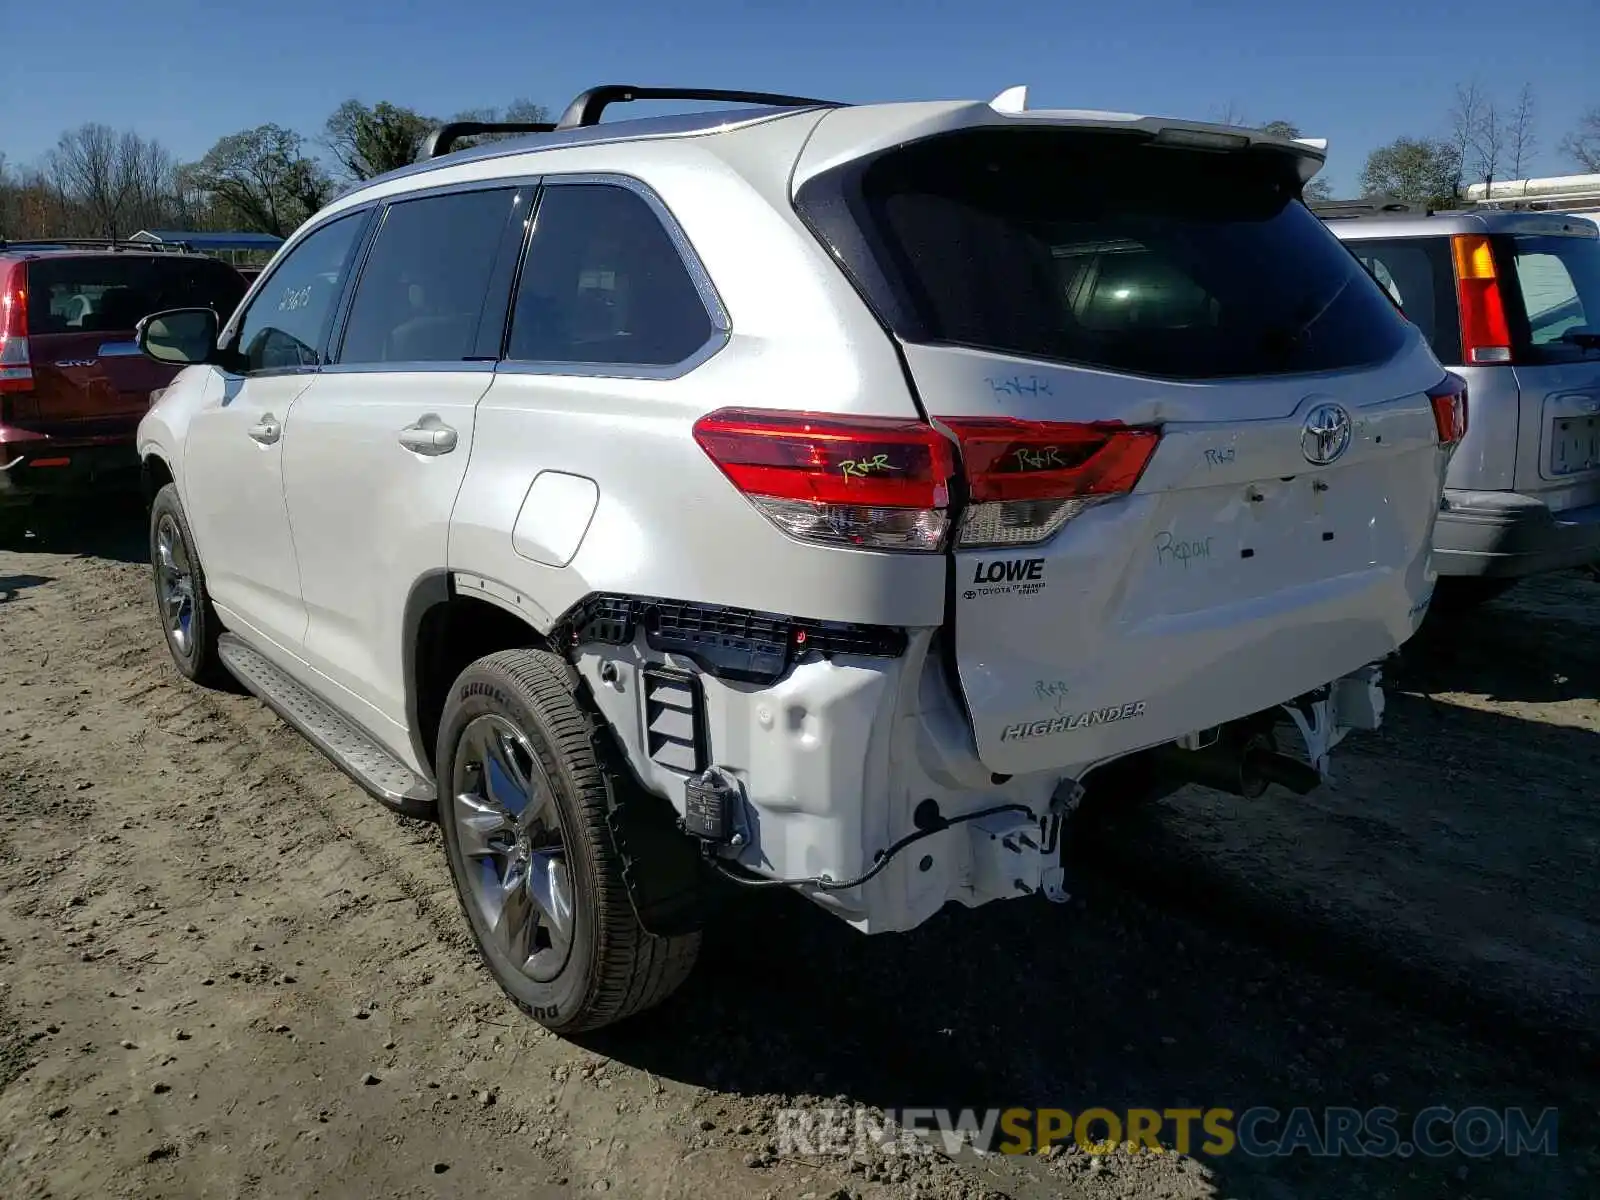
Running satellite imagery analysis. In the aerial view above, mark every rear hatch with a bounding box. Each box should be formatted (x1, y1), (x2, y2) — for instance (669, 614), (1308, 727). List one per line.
(1498, 221), (1600, 503)
(794, 118), (1454, 775)
(8, 253), (246, 439)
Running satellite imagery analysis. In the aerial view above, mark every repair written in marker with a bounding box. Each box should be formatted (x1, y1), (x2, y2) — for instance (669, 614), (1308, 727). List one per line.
(1000, 702), (1147, 741)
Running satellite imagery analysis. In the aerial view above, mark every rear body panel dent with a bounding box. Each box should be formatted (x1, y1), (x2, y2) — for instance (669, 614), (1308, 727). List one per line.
(916, 339), (1447, 776)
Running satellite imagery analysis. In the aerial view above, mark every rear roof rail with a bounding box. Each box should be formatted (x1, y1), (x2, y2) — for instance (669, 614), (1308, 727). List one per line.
(0, 237), (195, 253)
(422, 119), (558, 160)
(553, 85), (842, 130)
(1309, 196), (1435, 220)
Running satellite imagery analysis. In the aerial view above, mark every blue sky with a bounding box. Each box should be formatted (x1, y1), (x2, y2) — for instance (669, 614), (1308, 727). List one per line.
(6, 0), (1596, 195)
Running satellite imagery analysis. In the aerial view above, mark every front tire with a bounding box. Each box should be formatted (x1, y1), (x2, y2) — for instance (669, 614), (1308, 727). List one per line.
(149, 483), (227, 686)
(436, 649), (700, 1034)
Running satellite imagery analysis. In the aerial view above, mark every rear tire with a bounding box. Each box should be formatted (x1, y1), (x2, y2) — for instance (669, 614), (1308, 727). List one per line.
(436, 649), (700, 1034)
(148, 483), (227, 687)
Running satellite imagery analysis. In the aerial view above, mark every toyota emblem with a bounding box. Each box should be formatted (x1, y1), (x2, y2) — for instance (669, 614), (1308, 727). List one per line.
(1301, 402), (1352, 466)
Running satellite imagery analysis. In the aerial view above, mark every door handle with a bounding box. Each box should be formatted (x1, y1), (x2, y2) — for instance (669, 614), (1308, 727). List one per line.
(398, 416), (458, 456)
(248, 414), (282, 445)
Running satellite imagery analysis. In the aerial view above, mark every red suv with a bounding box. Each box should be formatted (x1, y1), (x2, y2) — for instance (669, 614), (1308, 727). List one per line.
(0, 242), (249, 538)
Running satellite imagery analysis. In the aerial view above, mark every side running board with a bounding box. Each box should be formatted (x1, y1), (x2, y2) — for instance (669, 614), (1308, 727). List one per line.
(218, 634), (436, 820)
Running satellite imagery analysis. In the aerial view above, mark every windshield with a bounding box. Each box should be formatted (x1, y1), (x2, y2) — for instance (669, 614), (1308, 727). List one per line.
(796, 127), (1409, 381)
(1507, 233), (1600, 365)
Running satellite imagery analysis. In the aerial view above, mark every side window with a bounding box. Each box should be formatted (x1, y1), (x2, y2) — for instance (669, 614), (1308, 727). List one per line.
(1512, 252), (1583, 345)
(230, 213), (365, 373)
(507, 184), (714, 367)
(337, 187), (519, 365)
(1348, 238), (1458, 365)
(1360, 256), (1403, 305)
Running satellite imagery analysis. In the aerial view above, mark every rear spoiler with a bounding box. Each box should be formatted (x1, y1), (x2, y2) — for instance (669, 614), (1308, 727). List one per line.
(984, 87), (1327, 182)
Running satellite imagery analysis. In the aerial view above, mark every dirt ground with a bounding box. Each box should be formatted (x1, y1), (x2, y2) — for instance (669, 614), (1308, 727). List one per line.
(1, 506), (1597, 1200)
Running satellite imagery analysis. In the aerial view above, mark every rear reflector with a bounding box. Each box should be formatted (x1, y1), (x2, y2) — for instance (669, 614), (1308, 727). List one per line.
(29, 457), (71, 468)
(0, 261), (32, 394)
(939, 417), (1161, 547)
(692, 408), (955, 551)
(1427, 373), (1468, 447)
(1450, 234), (1512, 365)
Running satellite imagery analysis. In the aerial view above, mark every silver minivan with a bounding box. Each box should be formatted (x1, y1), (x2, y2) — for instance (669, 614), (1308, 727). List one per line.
(1326, 207), (1600, 606)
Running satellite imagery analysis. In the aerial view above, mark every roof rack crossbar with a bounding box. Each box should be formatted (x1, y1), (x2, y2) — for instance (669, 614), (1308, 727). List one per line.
(554, 85), (841, 130)
(422, 120), (559, 160)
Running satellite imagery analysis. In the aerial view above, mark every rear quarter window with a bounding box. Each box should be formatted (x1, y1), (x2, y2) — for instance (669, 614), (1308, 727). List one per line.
(1344, 237), (1461, 366)
(26, 256), (247, 335)
(795, 128), (1410, 381)
(1503, 234), (1600, 364)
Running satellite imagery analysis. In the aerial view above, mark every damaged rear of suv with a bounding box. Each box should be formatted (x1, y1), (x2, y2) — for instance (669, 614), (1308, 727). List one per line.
(674, 106), (1461, 935)
(135, 86), (1459, 1034)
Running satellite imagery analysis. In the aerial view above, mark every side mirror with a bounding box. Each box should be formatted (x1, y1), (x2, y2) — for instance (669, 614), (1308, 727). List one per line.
(137, 307), (220, 366)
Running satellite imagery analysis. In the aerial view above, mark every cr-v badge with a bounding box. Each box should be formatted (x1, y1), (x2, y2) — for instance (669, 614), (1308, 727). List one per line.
(1301, 402), (1352, 466)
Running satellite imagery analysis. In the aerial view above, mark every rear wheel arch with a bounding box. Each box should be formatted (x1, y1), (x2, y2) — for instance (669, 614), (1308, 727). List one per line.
(407, 580), (713, 946)
(406, 581), (553, 773)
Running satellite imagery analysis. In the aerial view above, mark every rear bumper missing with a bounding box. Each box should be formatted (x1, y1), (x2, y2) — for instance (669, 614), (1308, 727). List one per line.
(1433, 490), (1600, 578)
(577, 627), (1391, 936)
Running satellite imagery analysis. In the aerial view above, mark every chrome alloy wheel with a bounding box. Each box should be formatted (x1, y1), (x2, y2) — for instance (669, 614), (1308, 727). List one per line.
(451, 714), (575, 983)
(154, 512), (196, 656)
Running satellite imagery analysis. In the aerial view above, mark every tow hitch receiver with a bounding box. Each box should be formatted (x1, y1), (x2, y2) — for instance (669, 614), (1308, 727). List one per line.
(968, 783), (1078, 905)
(1144, 663), (1389, 800)
(1283, 664), (1385, 780)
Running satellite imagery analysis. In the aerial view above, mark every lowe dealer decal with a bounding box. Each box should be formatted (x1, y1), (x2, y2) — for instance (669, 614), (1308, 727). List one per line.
(965, 557), (1047, 599)
(1000, 702), (1147, 742)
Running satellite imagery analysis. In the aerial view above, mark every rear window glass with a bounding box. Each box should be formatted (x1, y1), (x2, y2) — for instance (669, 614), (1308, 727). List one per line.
(1346, 237), (1462, 365)
(797, 128), (1409, 380)
(1507, 234), (1600, 364)
(26, 255), (247, 336)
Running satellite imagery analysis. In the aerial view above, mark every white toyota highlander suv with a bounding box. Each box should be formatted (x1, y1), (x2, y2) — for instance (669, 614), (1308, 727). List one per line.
(133, 84), (1464, 1034)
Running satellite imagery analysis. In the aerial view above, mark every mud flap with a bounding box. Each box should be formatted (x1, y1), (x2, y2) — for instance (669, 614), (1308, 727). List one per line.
(604, 790), (714, 939)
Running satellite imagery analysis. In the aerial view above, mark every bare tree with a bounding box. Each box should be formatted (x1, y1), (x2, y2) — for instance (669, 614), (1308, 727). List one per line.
(1507, 84), (1538, 179)
(1447, 82), (1484, 196)
(118, 132), (179, 232)
(0, 154), (11, 237)
(49, 123), (132, 238)
(1561, 106), (1600, 173)
(1212, 101), (1249, 127)
(1472, 97), (1504, 187)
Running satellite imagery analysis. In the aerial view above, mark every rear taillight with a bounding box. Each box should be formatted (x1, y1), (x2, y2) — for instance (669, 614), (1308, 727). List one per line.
(1450, 234), (1512, 365)
(691, 408), (956, 551)
(0, 261), (32, 395)
(692, 409), (1162, 553)
(1428, 373), (1468, 447)
(940, 417), (1161, 547)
